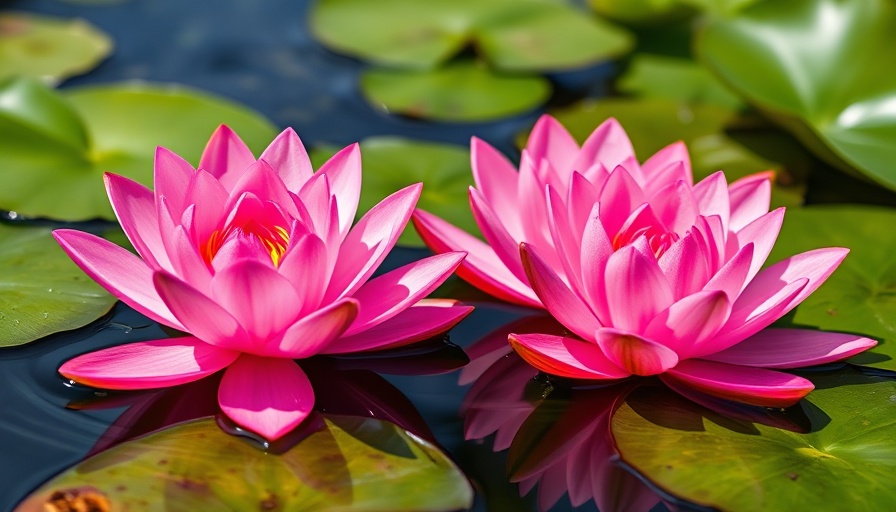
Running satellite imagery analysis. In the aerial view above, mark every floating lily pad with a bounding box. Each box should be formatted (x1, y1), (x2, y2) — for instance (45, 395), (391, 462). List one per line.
(766, 206), (896, 372)
(311, 0), (633, 71)
(698, 0), (896, 191)
(0, 224), (114, 348)
(17, 416), (473, 511)
(618, 54), (743, 110)
(0, 12), (112, 83)
(612, 371), (896, 510)
(313, 137), (475, 247)
(0, 77), (277, 220)
(587, 0), (692, 24)
(532, 98), (807, 206)
(361, 60), (551, 122)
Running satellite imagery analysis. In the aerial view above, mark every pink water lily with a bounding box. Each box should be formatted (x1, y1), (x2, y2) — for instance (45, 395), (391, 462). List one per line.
(414, 115), (876, 407)
(55, 126), (472, 440)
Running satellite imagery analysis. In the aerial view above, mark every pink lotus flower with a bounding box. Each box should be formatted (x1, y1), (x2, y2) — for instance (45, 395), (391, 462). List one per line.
(414, 115), (876, 407)
(54, 126), (472, 440)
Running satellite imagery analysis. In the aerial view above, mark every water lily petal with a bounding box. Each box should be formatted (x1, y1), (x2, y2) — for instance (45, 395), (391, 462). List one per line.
(732, 207), (785, 283)
(567, 171), (601, 235)
(521, 243), (601, 340)
(546, 185), (586, 297)
(153, 271), (249, 351)
(153, 146), (195, 219)
(53, 229), (183, 329)
(659, 231), (710, 300)
(412, 209), (540, 307)
(218, 355), (314, 440)
(210, 260), (302, 343)
(269, 298), (359, 358)
(199, 124), (256, 191)
(344, 252), (465, 336)
(526, 114), (580, 177)
(662, 359), (814, 407)
(692, 171), (730, 232)
(595, 328), (679, 376)
(471, 136), (523, 239)
(226, 159), (299, 220)
(642, 141), (691, 185)
(703, 242), (754, 301)
(317, 142), (362, 238)
(579, 203), (613, 324)
(604, 245), (673, 332)
(470, 187), (529, 283)
(325, 299), (473, 354)
(183, 169), (229, 246)
(104, 172), (170, 271)
(277, 233), (329, 314)
(324, 183), (420, 302)
(645, 290), (731, 357)
(727, 172), (772, 232)
(575, 117), (636, 180)
(509, 332), (629, 380)
(259, 127), (313, 192)
(59, 337), (239, 390)
(598, 165), (647, 238)
(705, 328), (877, 368)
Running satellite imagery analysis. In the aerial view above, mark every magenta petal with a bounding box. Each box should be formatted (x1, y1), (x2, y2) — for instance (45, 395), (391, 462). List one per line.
(663, 359), (813, 407)
(705, 329), (877, 369)
(259, 127), (313, 192)
(521, 243), (601, 341)
(218, 355), (314, 440)
(469, 187), (529, 283)
(53, 229), (183, 329)
(269, 298), (359, 358)
(325, 299), (473, 354)
(692, 171), (730, 231)
(324, 183), (421, 302)
(104, 173), (170, 271)
(642, 141), (691, 185)
(153, 146), (195, 218)
(595, 328), (679, 376)
(153, 271), (249, 351)
(183, 169), (229, 244)
(210, 260), (301, 342)
(60, 337), (239, 390)
(732, 207), (785, 283)
(645, 290), (731, 357)
(659, 231), (711, 300)
(412, 209), (540, 307)
(471, 136), (523, 239)
(345, 252), (465, 336)
(509, 333), (629, 380)
(703, 242), (754, 301)
(604, 245), (673, 332)
(318, 143), (362, 238)
(277, 233), (330, 314)
(597, 166), (647, 238)
(526, 115), (580, 176)
(728, 173), (772, 232)
(575, 117), (636, 178)
(198, 125), (256, 191)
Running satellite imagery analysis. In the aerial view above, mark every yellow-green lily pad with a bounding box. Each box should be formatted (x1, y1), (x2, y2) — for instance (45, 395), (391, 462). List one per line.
(0, 224), (114, 348)
(0, 12), (112, 84)
(17, 416), (473, 511)
(0, 77), (277, 221)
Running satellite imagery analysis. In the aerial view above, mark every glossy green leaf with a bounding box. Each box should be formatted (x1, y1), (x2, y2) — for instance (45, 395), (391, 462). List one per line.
(587, 0), (691, 24)
(698, 0), (896, 190)
(311, 0), (633, 71)
(361, 60), (551, 122)
(612, 372), (896, 511)
(0, 12), (112, 83)
(530, 98), (807, 206)
(17, 416), (473, 511)
(0, 224), (114, 348)
(618, 54), (743, 110)
(0, 78), (277, 220)
(767, 206), (896, 372)
(313, 138), (475, 247)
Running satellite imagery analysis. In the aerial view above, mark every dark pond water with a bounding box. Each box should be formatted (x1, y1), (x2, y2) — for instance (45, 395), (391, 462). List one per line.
(0, 0), (788, 510)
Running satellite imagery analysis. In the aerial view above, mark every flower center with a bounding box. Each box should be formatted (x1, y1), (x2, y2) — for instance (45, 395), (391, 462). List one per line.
(203, 222), (291, 267)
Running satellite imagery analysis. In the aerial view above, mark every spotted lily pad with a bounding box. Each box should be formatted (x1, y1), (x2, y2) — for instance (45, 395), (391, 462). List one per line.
(611, 371), (896, 510)
(0, 224), (114, 348)
(311, 0), (633, 71)
(361, 59), (551, 122)
(766, 206), (896, 372)
(17, 416), (473, 511)
(698, 0), (896, 190)
(0, 77), (277, 220)
(312, 137), (476, 247)
(0, 12), (112, 83)
(531, 98), (807, 206)
(618, 54), (743, 110)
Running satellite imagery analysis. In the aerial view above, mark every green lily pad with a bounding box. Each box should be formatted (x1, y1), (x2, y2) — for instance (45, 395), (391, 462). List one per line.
(17, 416), (473, 511)
(311, 0), (633, 71)
(361, 60), (551, 122)
(313, 137), (475, 247)
(698, 0), (896, 191)
(587, 0), (692, 24)
(611, 371), (896, 511)
(0, 12), (112, 84)
(0, 77), (277, 221)
(531, 98), (807, 207)
(618, 54), (744, 110)
(0, 224), (115, 348)
(766, 206), (896, 372)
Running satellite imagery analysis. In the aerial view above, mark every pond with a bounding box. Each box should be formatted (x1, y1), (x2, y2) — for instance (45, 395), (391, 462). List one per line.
(2, 0), (896, 511)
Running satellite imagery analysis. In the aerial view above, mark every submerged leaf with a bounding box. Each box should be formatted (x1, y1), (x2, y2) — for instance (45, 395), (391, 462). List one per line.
(0, 224), (115, 347)
(17, 416), (473, 511)
(0, 12), (112, 83)
(0, 78), (277, 220)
